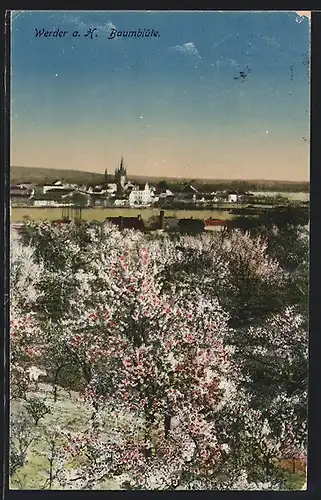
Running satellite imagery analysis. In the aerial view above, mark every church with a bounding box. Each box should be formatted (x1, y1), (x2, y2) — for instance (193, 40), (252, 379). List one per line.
(114, 157), (127, 190)
(103, 157), (128, 192)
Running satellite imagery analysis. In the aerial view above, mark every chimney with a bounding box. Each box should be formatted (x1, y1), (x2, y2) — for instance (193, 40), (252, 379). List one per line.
(137, 214), (142, 220)
(159, 210), (165, 230)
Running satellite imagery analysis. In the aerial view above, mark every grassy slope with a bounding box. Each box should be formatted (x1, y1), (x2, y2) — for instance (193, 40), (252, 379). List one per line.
(11, 166), (105, 185)
(10, 384), (121, 490)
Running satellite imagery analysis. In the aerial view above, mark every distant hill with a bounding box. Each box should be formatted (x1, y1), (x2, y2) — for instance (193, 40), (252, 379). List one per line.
(11, 166), (105, 185)
(10, 166), (310, 192)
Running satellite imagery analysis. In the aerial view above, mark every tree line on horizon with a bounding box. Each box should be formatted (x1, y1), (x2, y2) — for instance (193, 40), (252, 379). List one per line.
(10, 167), (309, 193)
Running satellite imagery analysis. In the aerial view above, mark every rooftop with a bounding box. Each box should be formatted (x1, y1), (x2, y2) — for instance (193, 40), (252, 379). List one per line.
(104, 216), (145, 230)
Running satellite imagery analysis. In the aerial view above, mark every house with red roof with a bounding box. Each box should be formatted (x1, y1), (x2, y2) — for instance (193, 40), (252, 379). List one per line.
(204, 219), (233, 231)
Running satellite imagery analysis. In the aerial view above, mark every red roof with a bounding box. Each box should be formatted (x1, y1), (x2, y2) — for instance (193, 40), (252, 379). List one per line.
(11, 223), (27, 234)
(204, 219), (231, 226)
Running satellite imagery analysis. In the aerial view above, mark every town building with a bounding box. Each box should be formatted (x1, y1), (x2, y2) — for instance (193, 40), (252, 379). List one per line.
(64, 191), (91, 206)
(129, 183), (153, 206)
(90, 193), (110, 207)
(157, 188), (174, 199)
(124, 181), (136, 192)
(113, 196), (129, 207)
(33, 190), (73, 207)
(43, 181), (75, 195)
(204, 219), (232, 232)
(10, 185), (34, 197)
(44, 188), (76, 197)
(227, 191), (239, 203)
(10, 185), (34, 206)
(15, 183), (35, 190)
(87, 186), (107, 195)
(106, 183), (118, 194)
(173, 184), (198, 203)
(196, 193), (216, 204)
(33, 199), (68, 207)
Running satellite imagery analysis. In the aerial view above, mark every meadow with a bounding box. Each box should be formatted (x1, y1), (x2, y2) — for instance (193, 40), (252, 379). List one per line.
(10, 384), (122, 490)
(252, 192), (309, 201)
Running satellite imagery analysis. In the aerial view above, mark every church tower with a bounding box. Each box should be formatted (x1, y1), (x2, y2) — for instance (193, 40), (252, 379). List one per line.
(115, 157), (127, 190)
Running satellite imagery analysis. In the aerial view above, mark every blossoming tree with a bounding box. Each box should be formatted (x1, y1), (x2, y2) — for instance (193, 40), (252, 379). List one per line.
(9, 221), (307, 490)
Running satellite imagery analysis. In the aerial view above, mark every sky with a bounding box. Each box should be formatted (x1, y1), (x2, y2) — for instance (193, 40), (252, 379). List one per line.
(10, 10), (310, 181)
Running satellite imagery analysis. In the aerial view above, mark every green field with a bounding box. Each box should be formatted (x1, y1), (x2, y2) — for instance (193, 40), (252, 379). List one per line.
(11, 207), (237, 223)
(252, 191), (309, 202)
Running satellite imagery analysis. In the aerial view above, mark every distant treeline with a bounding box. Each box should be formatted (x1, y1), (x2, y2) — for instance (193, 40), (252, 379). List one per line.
(11, 166), (309, 192)
(126, 178), (309, 193)
(184, 180), (309, 193)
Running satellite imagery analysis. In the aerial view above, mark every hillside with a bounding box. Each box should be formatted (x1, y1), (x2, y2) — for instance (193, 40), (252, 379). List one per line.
(11, 166), (105, 185)
(11, 166), (310, 192)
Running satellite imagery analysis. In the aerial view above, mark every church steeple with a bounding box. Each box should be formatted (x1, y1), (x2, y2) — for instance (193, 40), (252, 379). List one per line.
(115, 156), (127, 191)
(118, 157), (126, 175)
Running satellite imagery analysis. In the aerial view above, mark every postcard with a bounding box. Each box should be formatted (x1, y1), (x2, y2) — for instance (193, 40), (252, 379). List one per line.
(9, 10), (309, 491)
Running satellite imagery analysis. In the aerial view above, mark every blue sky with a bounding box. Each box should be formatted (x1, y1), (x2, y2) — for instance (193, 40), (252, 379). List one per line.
(11, 10), (310, 180)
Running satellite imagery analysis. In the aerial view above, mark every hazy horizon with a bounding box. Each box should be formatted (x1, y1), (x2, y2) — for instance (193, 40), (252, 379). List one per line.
(11, 11), (310, 181)
(10, 164), (309, 184)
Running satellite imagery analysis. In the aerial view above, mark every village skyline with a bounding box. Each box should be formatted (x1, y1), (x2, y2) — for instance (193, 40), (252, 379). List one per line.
(11, 162), (310, 185)
(10, 155), (309, 218)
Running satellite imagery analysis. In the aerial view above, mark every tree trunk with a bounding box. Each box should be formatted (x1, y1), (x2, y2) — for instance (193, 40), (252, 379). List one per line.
(52, 365), (63, 402)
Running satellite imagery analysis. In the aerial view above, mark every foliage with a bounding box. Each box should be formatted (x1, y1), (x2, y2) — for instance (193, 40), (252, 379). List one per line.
(25, 397), (51, 426)
(257, 205), (309, 228)
(10, 406), (36, 477)
(9, 221), (308, 490)
(250, 224), (309, 315)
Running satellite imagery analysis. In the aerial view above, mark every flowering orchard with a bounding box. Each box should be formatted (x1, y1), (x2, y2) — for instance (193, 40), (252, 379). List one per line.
(9, 221), (308, 490)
